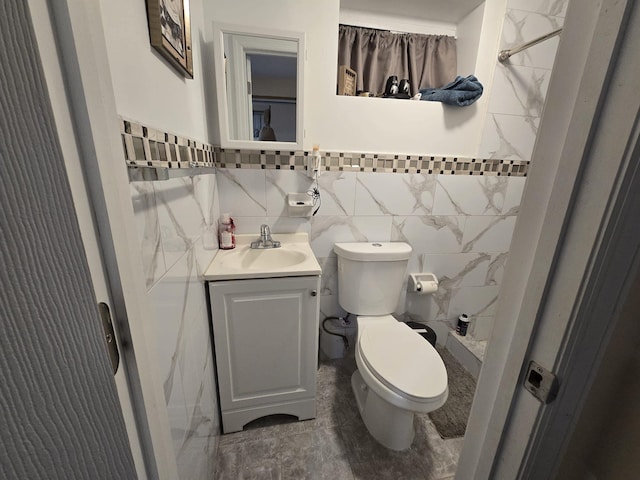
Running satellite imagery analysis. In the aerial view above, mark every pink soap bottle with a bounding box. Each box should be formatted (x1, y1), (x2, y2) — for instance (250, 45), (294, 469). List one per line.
(219, 213), (236, 250)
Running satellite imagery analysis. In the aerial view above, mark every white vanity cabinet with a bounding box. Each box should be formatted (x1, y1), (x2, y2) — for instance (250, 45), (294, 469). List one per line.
(209, 275), (320, 433)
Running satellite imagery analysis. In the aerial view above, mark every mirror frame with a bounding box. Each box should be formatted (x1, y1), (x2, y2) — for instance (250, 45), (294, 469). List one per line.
(212, 23), (305, 151)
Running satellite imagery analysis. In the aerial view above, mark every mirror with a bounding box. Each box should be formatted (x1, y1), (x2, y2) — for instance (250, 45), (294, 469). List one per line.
(212, 23), (305, 151)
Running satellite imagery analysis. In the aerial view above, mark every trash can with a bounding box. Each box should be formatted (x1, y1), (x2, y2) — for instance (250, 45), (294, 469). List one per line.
(320, 318), (347, 359)
(405, 321), (437, 347)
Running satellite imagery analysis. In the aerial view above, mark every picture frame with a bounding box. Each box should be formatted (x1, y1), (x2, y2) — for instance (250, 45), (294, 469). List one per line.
(145, 0), (193, 78)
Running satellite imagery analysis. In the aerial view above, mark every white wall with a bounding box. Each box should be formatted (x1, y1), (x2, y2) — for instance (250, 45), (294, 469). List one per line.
(99, 0), (210, 141)
(457, 3), (486, 76)
(98, 1), (221, 478)
(205, 0), (506, 156)
(339, 8), (457, 36)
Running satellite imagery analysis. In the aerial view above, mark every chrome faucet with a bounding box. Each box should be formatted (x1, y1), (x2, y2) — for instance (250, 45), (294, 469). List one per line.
(250, 224), (281, 249)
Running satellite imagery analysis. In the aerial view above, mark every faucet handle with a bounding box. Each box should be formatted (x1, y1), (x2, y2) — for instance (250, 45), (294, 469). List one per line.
(251, 224), (281, 248)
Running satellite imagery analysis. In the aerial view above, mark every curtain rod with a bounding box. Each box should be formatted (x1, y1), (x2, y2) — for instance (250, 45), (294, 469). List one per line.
(340, 23), (389, 33)
(339, 23), (455, 38)
(498, 28), (563, 62)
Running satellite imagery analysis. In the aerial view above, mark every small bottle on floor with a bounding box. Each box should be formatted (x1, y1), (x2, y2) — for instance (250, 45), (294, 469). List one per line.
(456, 314), (470, 336)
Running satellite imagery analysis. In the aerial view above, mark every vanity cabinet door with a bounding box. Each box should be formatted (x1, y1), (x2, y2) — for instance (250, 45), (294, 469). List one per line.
(209, 276), (320, 432)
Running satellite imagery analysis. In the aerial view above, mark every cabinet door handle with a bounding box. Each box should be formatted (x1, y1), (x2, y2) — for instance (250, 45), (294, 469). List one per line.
(310, 290), (317, 296)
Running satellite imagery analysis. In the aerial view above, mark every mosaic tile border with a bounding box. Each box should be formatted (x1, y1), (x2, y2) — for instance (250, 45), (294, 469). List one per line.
(217, 148), (529, 176)
(120, 118), (529, 177)
(120, 118), (215, 169)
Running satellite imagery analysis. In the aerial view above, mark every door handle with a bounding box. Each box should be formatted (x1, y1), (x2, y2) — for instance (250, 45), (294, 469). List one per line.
(98, 302), (120, 375)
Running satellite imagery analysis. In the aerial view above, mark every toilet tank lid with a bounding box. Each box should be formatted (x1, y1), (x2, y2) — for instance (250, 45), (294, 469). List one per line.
(334, 242), (412, 261)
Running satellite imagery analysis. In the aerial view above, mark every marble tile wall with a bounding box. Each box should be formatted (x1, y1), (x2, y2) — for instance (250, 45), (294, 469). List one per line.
(129, 169), (221, 480)
(217, 168), (527, 344)
(479, 0), (569, 162)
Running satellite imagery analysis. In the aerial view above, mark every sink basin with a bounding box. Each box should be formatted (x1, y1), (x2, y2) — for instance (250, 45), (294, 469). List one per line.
(238, 248), (307, 270)
(204, 233), (321, 280)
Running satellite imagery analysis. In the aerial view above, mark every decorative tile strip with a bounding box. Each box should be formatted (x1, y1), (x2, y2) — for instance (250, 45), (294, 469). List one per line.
(215, 147), (308, 170)
(216, 147), (529, 177)
(120, 117), (215, 169)
(118, 118), (529, 177)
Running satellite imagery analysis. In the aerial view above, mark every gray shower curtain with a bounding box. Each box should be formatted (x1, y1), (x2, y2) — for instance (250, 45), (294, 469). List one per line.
(338, 25), (457, 96)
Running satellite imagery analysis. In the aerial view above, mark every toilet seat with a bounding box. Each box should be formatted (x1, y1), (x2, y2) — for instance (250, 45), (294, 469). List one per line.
(358, 322), (448, 403)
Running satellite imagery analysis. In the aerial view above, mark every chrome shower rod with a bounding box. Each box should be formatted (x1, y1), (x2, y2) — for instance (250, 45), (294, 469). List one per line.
(498, 28), (563, 63)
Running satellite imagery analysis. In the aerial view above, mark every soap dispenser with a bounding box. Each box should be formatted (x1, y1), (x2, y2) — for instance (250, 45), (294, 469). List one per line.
(219, 213), (236, 250)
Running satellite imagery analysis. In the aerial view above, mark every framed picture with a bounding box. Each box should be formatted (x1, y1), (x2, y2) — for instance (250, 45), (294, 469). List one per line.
(146, 0), (193, 78)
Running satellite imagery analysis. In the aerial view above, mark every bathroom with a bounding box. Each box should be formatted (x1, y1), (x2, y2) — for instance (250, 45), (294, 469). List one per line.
(9, 0), (640, 479)
(5, 0), (640, 479)
(114, 0), (568, 476)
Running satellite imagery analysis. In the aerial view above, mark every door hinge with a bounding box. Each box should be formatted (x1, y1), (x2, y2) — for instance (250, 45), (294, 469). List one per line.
(524, 360), (559, 404)
(99, 302), (120, 375)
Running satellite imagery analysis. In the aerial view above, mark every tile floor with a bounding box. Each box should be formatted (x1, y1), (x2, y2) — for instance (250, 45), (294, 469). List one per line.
(214, 354), (463, 479)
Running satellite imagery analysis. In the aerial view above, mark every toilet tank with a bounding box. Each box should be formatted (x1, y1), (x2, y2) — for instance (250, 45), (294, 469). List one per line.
(334, 242), (412, 315)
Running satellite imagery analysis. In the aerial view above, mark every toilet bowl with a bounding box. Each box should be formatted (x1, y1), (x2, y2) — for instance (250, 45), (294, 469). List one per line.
(334, 242), (449, 451)
(351, 315), (448, 450)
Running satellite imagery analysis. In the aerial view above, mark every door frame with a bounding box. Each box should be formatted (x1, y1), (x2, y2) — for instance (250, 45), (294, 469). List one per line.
(36, 0), (179, 478)
(458, 0), (640, 478)
(500, 0), (640, 477)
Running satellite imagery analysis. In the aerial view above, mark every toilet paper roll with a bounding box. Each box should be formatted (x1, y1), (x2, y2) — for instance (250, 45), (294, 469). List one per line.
(416, 280), (438, 294)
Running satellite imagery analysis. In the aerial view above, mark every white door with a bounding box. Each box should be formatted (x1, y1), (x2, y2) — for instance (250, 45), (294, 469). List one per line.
(27, 1), (179, 478)
(1, 3), (139, 478)
(457, 0), (640, 478)
(28, 2), (148, 477)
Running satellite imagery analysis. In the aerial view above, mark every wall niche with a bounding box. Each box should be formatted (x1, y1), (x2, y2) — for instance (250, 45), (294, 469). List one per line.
(337, 0), (487, 99)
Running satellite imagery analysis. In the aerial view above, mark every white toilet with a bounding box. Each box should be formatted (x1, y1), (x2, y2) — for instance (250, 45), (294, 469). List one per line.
(334, 242), (448, 451)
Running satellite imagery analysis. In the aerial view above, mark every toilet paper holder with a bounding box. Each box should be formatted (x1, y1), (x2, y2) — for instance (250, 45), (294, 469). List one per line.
(408, 273), (439, 294)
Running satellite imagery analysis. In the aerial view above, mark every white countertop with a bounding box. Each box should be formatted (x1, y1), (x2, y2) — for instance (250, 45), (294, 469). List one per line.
(204, 232), (322, 281)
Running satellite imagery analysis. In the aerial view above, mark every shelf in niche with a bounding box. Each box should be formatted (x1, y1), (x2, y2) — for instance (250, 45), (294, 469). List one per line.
(332, 92), (480, 115)
(336, 94), (421, 102)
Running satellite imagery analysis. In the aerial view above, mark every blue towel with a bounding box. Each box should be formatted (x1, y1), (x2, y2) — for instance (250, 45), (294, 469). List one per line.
(419, 75), (483, 106)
